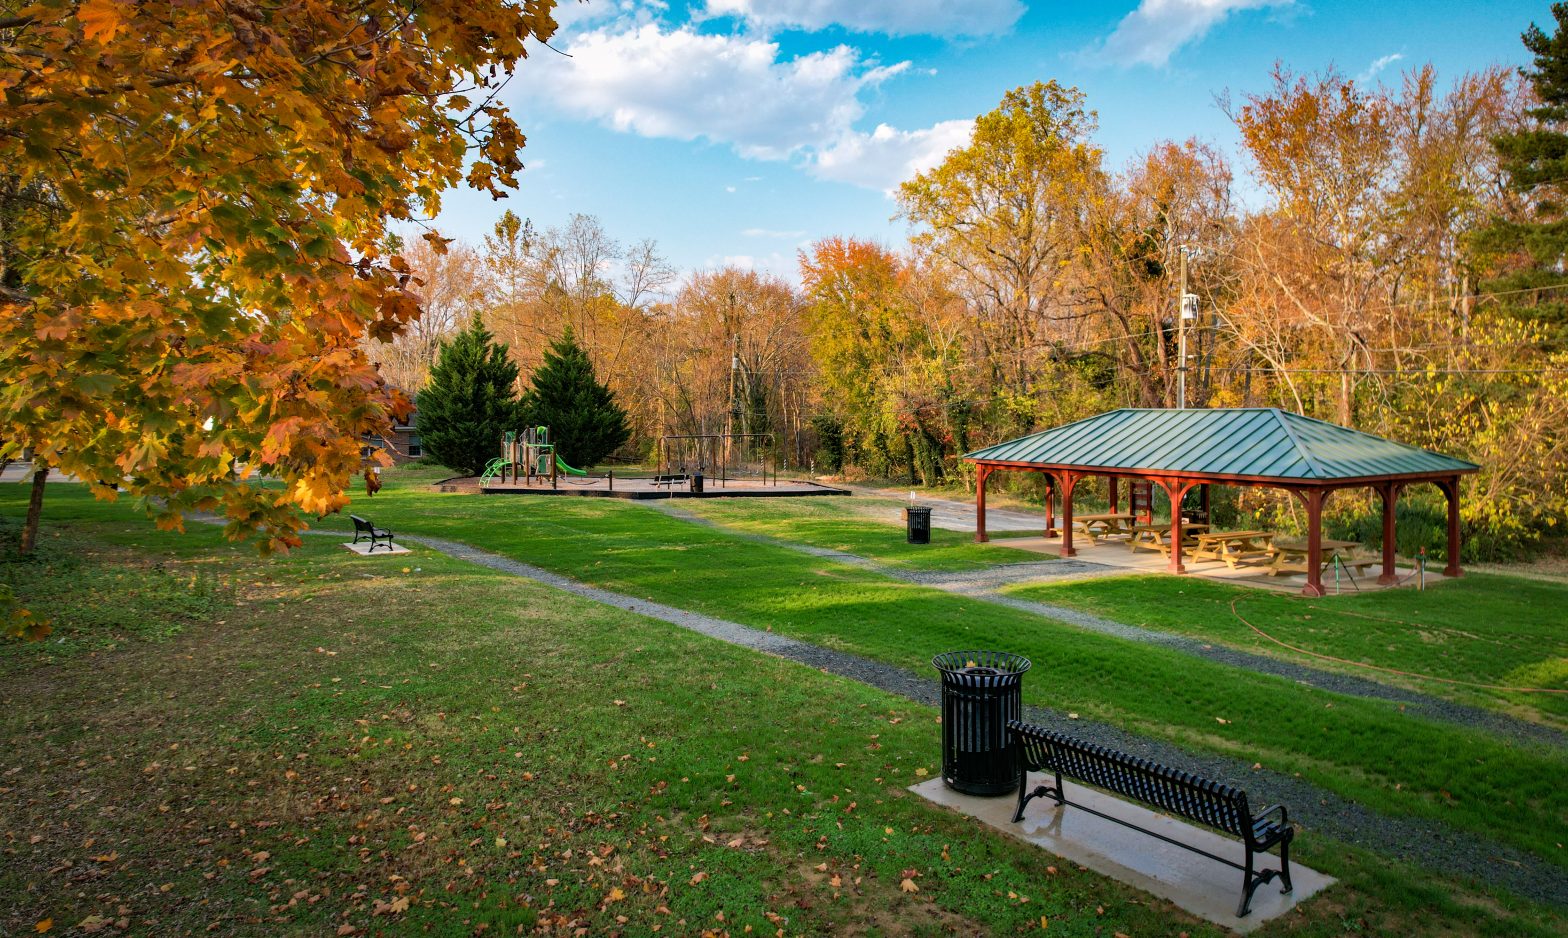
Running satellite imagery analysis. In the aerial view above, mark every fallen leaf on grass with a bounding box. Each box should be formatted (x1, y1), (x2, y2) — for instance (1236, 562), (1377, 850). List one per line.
(900, 878), (919, 893)
(33, 920), (50, 934)
(689, 872), (707, 885)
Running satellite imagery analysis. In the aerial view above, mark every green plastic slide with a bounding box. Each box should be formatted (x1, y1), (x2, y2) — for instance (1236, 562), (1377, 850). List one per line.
(554, 454), (587, 476)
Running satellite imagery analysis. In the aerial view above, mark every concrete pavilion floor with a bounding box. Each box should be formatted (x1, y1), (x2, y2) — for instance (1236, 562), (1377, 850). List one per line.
(984, 530), (1440, 595)
(854, 488), (1443, 594)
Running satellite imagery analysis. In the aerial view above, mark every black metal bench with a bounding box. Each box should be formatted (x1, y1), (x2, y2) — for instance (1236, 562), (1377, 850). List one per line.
(1008, 721), (1293, 917)
(350, 515), (395, 553)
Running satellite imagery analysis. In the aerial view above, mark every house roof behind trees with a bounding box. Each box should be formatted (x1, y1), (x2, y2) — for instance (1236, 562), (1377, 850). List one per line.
(963, 408), (1478, 483)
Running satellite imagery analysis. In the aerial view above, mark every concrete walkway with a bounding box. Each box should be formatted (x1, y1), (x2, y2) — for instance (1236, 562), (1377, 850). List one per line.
(846, 485), (1044, 533)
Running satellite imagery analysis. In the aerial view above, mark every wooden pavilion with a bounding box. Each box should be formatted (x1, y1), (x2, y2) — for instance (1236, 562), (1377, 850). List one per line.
(963, 408), (1479, 596)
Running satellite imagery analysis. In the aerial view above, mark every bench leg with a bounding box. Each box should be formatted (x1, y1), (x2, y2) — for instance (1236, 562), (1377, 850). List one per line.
(1278, 832), (1294, 895)
(1237, 843), (1284, 918)
(1010, 770), (1063, 823)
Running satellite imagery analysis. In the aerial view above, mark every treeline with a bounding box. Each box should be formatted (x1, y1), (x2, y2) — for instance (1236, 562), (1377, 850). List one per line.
(381, 52), (1568, 556)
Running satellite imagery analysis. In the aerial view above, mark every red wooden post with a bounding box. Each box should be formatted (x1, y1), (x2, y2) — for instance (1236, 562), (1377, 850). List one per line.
(1043, 474), (1056, 537)
(1378, 482), (1400, 586)
(1161, 479), (1194, 574)
(1059, 472), (1079, 558)
(1440, 476), (1463, 577)
(1108, 475), (1119, 513)
(1301, 488), (1328, 597)
(975, 464), (991, 543)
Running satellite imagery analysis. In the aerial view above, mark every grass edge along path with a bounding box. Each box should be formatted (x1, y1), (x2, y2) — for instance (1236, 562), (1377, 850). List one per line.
(336, 487), (1568, 875)
(405, 530), (1568, 909)
(0, 526), (1218, 937)
(648, 500), (1566, 749)
(1003, 573), (1568, 727)
(4, 518), (1565, 937)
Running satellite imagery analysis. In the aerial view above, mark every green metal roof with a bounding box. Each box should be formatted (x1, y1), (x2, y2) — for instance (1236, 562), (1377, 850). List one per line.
(963, 408), (1478, 482)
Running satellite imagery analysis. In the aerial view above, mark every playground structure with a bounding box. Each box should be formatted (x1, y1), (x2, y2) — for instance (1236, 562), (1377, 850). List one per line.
(470, 427), (844, 499)
(481, 426), (594, 490)
(656, 433), (778, 489)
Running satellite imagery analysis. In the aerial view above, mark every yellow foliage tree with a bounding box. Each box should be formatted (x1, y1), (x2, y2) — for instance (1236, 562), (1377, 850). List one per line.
(0, 0), (559, 578)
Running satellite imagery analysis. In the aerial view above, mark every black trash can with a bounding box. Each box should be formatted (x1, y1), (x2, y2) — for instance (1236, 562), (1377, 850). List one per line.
(932, 650), (1031, 795)
(691, 472), (704, 494)
(905, 506), (932, 544)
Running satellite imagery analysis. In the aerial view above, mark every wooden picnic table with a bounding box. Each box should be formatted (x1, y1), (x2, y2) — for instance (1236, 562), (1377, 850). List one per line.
(1190, 530), (1277, 568)
(1068, 512), (1136, 545)
(1126, 522), (1209, 556)
(1267, 538), (1378, 577)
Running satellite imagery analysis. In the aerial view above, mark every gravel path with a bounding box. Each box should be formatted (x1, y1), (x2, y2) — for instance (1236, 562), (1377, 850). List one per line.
(644, 503), (1567, 749)
(389, 532), (1565, 908)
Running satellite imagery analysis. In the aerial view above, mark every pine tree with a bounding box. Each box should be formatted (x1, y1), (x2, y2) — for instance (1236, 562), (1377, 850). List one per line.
(415, 318), (526, 476)
(1471, 4), (1568, 348)
(521, 327), (630, 468)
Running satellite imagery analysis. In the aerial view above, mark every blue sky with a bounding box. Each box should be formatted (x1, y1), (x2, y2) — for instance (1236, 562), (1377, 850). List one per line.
(423, 0), (1546, 281)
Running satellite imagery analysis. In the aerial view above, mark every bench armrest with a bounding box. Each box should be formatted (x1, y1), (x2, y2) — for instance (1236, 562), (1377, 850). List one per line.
(1252, 803), (1288, 827)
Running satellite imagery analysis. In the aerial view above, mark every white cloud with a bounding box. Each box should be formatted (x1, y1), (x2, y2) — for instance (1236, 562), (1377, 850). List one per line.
(1358, 52), (1404, 82)
(742, 227), (807, 238)
(526, 22), (966, 192)
(528, 23), (907, 159)
(810, 119), (974, 192)
(1089, 0), (1289, 68)
(703, 0), (1025, 37)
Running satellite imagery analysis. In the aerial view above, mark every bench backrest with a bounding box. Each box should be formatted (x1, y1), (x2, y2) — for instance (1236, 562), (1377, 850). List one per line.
(1009, 721), (1250, 837)
(350, 515), (374, 532)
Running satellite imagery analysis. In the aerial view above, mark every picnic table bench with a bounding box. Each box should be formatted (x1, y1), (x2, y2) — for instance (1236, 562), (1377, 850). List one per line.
(350, 515), (395, 553)
(1126, 522), (1209, 556)
(650, 473), (690, 487)
(1267, 538), (1379, 578)
(1009, 720), (1294, 918)
(1068, 512), (1136, 545)
(1191, 530), (1276, 568)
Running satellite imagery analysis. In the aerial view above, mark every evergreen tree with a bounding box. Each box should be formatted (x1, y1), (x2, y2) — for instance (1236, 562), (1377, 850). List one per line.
(1472, 4), (1568, 348)
(415, 318), (526, 475)
(521, 327), (630, 468)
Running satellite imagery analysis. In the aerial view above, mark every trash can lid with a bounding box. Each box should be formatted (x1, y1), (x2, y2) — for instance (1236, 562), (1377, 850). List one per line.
(932, 650), (1031, 677)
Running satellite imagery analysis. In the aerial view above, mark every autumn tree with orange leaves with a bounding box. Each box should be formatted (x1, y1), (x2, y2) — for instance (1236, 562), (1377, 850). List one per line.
(0, 0), (559, 588)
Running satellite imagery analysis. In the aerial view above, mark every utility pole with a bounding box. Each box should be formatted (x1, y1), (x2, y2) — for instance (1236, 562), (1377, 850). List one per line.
(1177, 247), (1198, 409)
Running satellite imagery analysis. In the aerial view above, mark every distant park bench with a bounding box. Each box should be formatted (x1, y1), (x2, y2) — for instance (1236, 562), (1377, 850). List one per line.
(1008, 721), (1294, 918)
(651, 474), (691, 487)
(350, 515), (395, 553)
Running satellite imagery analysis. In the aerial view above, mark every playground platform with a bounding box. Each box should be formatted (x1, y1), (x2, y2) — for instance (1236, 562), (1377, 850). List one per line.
(468, 476), (850, 500)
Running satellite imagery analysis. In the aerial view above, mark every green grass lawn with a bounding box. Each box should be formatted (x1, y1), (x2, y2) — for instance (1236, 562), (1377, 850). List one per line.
(1003, 574), (1568, 728)
(674, 495), (1044, 571)
(2, 500), (1563, 936)
(147, 468), (1568, 874)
